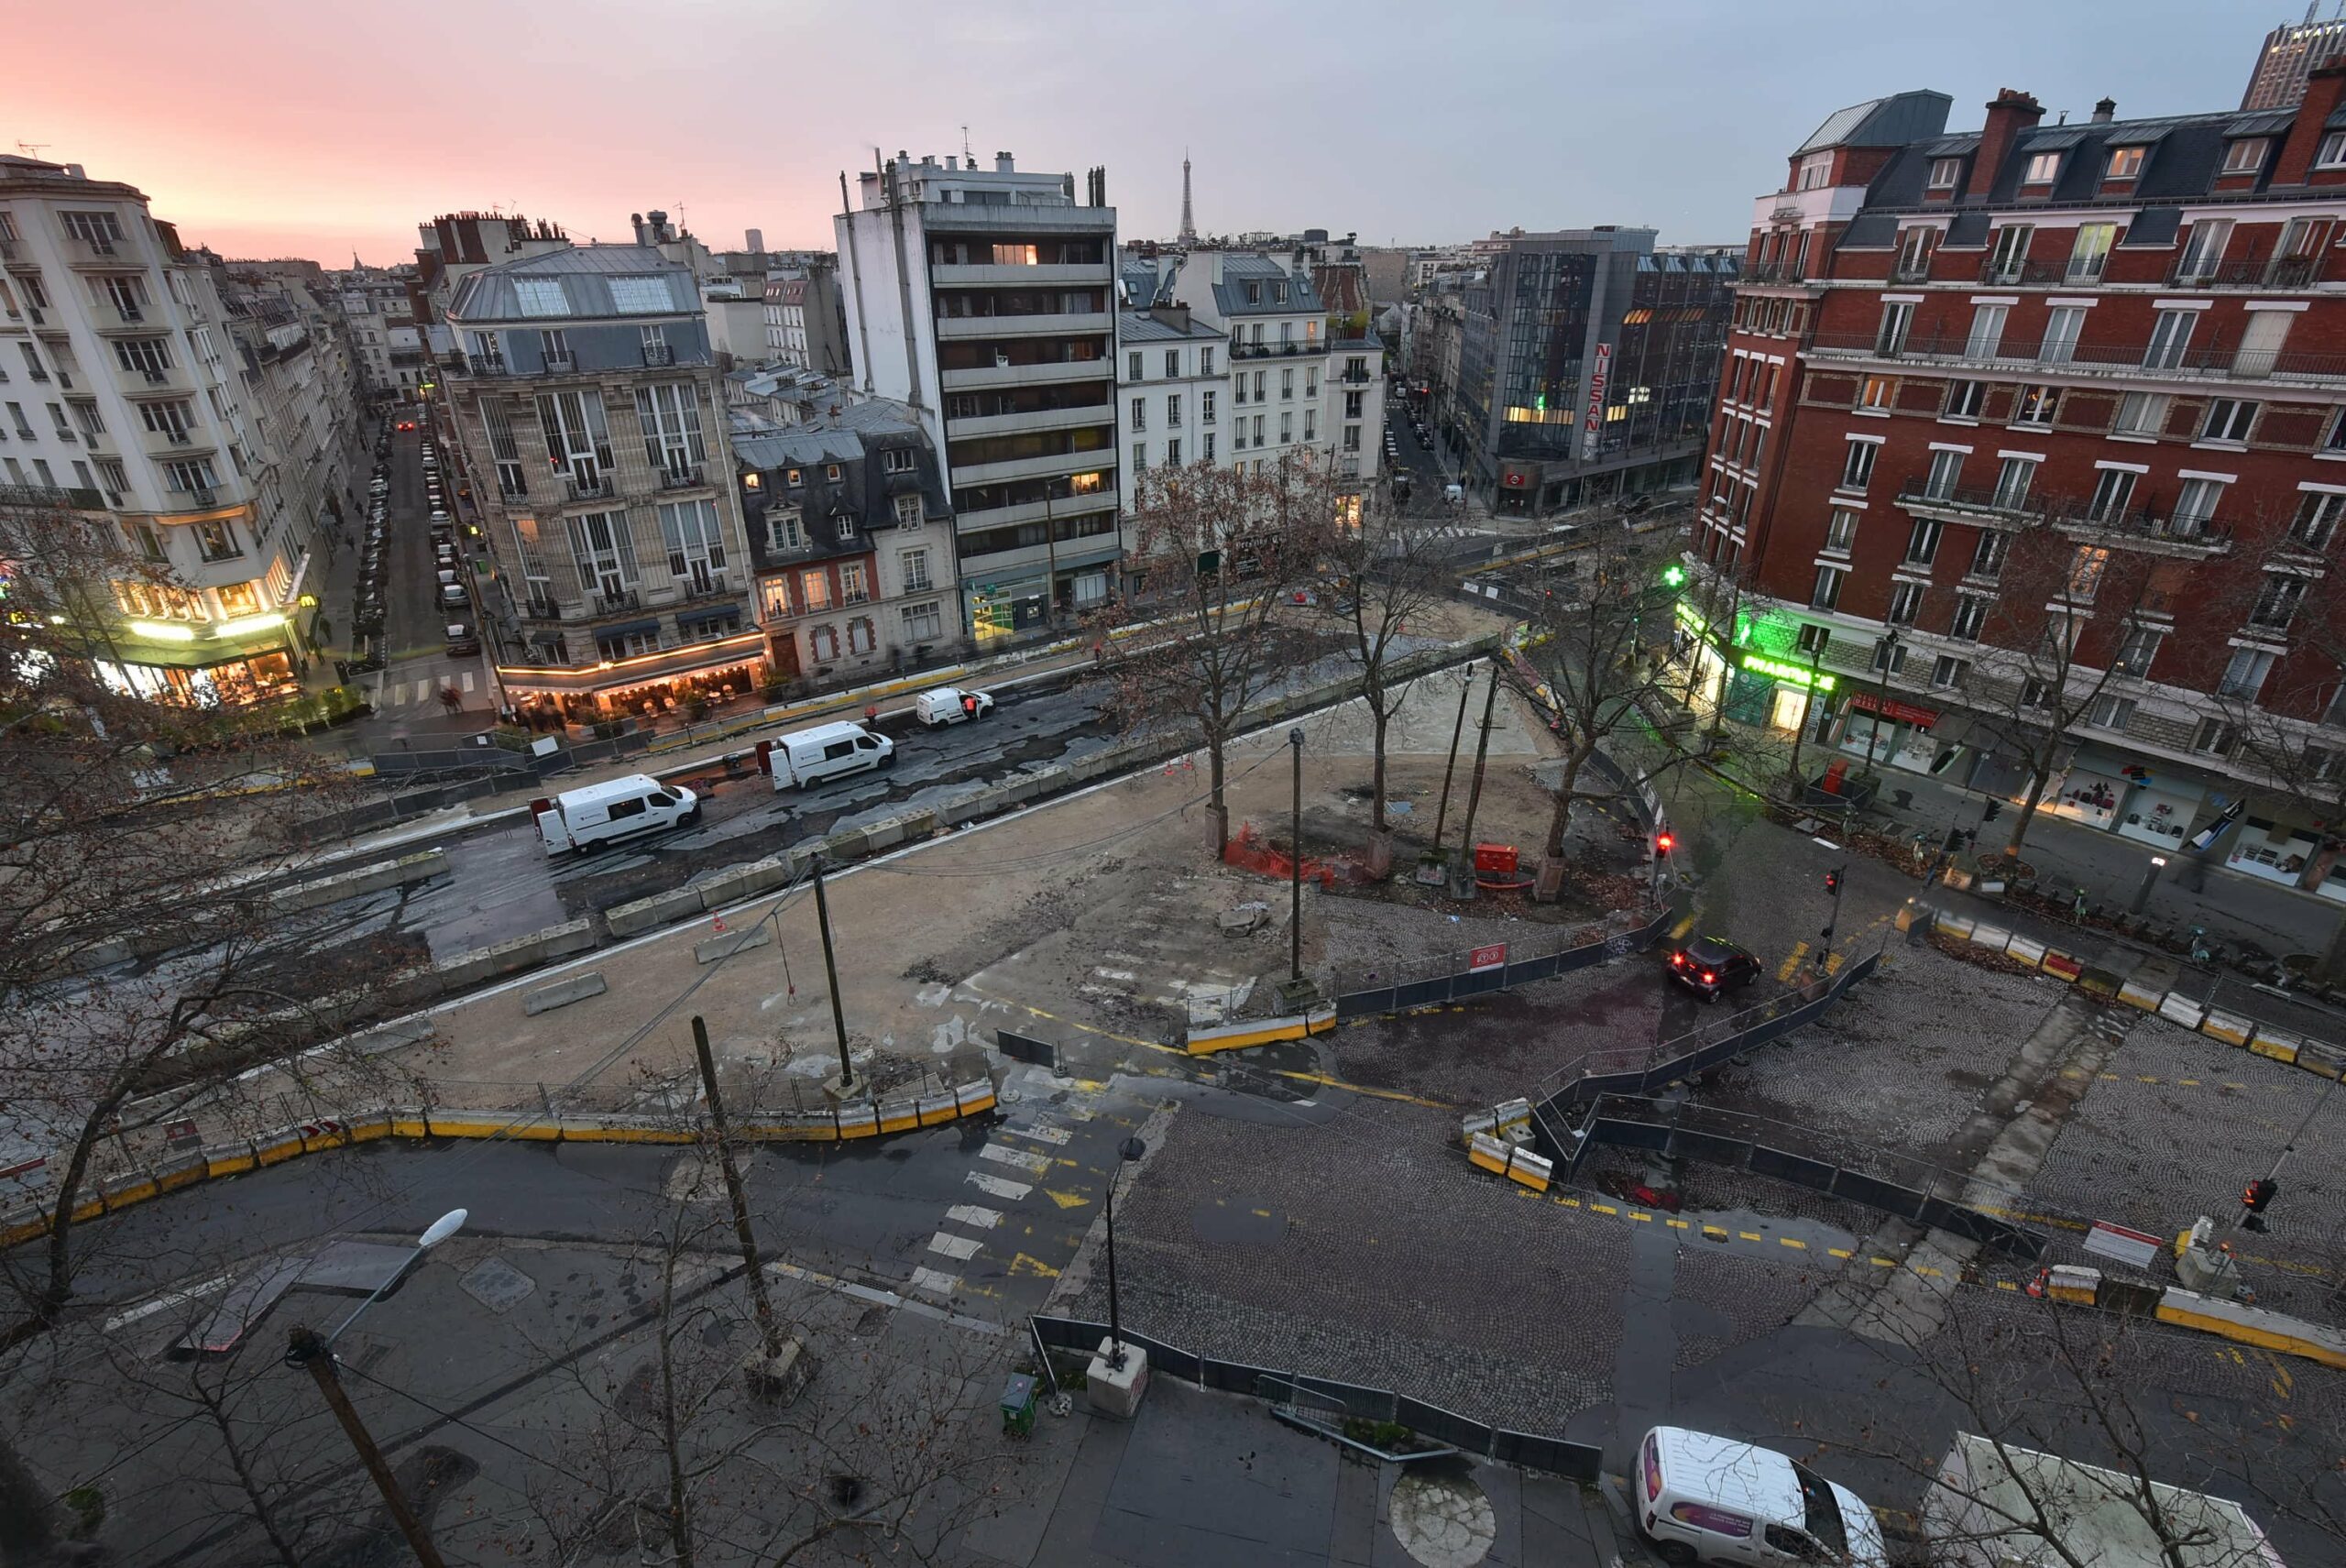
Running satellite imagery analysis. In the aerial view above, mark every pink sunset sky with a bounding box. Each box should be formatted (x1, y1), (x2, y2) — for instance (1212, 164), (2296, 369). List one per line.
(16, 1), (2260, 267)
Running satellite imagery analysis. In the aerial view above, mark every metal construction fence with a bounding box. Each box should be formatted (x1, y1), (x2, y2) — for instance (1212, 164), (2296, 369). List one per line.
(1026, 1315), (1599, 1479)
(1332, 905), (1674, 1019)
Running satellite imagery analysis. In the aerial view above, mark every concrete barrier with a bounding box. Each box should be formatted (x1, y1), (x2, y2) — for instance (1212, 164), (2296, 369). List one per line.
(606, 887), (707, 938)
(2047, 1264), (2100, 1305)
(2249, 1027), (2301, 1065)
(524, 971), (608, 1014)
(1185, 1003), (1339, 1056)
(2155, 1287), (2346, 1367)
(694, 925), (773, 964)
(2297, 1040), (2345, 1080)
(350, 1017), (437, 1058)
(2157, 993), (2208, 1028)
(1971, 925), (2011, 950)
(2200, 1009), (2254, 1047)
(2004, 934), (2046, 968)
(1504, 1147), (1553, 1193)
(1933, 911), (1977, 939)
(2118, 977), (2165, 1011)
(2042, 950), (2084, 981)
(1468, 1131), (1511, 1177)
(862, 817), (907, 853)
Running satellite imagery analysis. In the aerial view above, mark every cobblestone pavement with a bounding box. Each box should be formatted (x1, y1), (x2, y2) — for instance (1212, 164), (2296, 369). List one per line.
(2029, 1013), (2345, 1319)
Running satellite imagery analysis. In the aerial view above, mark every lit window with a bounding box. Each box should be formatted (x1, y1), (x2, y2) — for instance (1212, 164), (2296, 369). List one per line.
(2222, 137), (2268, 175)
(2023, 150), (2062, 184)
(2105, 146), (2144, 181)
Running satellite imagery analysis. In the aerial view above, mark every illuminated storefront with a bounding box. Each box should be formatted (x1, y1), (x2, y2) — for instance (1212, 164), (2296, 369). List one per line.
(499, 630), (769, 723)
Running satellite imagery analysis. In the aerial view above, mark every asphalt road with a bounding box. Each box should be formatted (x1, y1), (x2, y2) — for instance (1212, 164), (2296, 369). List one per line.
(366, 427), (497, 734)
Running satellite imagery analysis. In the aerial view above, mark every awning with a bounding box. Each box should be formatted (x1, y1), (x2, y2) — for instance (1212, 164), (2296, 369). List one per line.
(593, 619), (660, 642)
(1847, 691), (1942, 729)
(674, 604), (741, 627)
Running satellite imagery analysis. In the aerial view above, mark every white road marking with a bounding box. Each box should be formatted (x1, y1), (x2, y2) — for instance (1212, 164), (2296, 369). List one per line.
(979, 1144), (1051, 1176)
(1092, 968), (1136, 981)
(927, 1232), (982, 1260)
(966, 1171), (1031, 1201)
(460, 671), (477, 692)
(946, 1204), (1003, 1229)
(104, 1273), (233, 1333)
(1002, 1122), (1072, 1146)
(908, 1266), (959, 1296)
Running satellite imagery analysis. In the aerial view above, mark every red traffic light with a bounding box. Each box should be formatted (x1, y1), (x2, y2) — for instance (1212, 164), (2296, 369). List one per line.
(1824, 869), (1842, 894)
(1655, 831), (1675, 857)
(2243, 1177), (2278, 1212)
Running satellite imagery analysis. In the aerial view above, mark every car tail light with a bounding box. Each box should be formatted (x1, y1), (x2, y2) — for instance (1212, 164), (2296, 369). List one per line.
(1701, 970), (1716, 984)
(1670, 952), (1686, 968)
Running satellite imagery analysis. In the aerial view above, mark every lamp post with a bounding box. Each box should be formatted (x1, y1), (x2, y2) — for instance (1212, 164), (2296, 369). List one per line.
(2131, 854), (2168, 916)
(1103, 1135), (1146, 1370)
(284, 1209), (467, 1568)
(1288, 728), (1305, 985)
(1865, 628), (1902, 773)
(809, 855), (854, 1091)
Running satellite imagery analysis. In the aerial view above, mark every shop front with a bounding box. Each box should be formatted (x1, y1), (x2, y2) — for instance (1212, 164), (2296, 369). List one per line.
(499, 630), (768, 728)
(2224, 811), (2330, 892)
(92, 613), (304, 707)
(1838, 691), (1942, 773)
(2041, 746), (2135, 832)
(2109, 761), (2205, 851)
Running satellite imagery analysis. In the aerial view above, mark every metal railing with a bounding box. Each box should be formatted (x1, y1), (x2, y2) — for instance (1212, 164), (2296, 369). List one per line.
(1743, 260), (1805, 284)
(2166, 254), (2317, 290)
(591, 589), (641, 616)
(1813, 328), (2346, 382)
(658, 466), (705, 489)
(1230, 339), (1317, 360)
(1895, 478), (2046, 524)
(564, 473), (614, 501)
(543, 352), (577, 373)
(1900, 477), (2232, 550)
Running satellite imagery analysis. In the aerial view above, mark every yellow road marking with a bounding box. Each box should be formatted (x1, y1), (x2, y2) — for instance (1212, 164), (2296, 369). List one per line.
(1666, 1218), (1690, 1230)
(1671, 913), (1697, 938)
(1044, 1190), (1091, 1210)
(1996, 1280), (2019, 1290)
(1777, 943), (1810, 982)
(1591, 1203), (1619, 1216)
(1271, 1069), (1454, 1109)
(1738, 1231), (1764, 1243)
(1780, 1237), (1808, 1250)
(1824, 951), (1845, 976)
(1629, 1211), (1652, 1223)
(1703, 1225), (1729, 1238)
(1827, 1247), (1854, 1259)
(1871, 1256), (1899, 1268)
(1556, 1196), (1582, 1208)
(1252, 1208), (1271, 1218)
(1913, 1266), (1943, 1277)
(1009, 1253), (1061, 1278)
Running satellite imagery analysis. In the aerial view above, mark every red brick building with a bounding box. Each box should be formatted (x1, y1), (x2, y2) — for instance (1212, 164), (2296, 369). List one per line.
(1687, 71), (2346, 896)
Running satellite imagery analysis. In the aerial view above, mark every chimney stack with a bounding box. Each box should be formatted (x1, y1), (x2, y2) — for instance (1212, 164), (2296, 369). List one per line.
(2091, 97), (2116, 123)
(1967, 88), (2046, 199)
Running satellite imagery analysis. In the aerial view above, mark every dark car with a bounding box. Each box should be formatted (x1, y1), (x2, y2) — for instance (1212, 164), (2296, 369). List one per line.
(1666, 936), (1760, 1003)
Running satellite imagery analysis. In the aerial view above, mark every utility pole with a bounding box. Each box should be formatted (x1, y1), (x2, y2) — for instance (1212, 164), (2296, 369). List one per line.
(285, 1326), (448, 1568)
(1431, 657), (1476, 850)
(692, 1015), (785, 1359)
(1452, 661), (1502, 898)
(809, 857), (854, 1091)
(1288, 729), (1305, 985)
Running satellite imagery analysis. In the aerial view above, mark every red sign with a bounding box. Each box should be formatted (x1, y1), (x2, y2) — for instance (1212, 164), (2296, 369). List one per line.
(1469, 943), (1508, 973)
(1583, 343), (1613, 436)
(1847, 691), (1941, 728)
(1504, 470), (1529, 488)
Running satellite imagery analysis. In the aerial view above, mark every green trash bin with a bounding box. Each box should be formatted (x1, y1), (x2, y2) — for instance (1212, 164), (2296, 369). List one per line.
(1000, 1372), (1037, 1438)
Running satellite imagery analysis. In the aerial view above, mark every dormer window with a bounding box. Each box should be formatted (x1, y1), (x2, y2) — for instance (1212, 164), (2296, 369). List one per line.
(2105, 146), (2144, 181)
(2023, 151), (2062, 184)
(2318, 130), (2346, 170)
(1271, 281), (1286, 304)
(2223, 137), (2268, 175)
(785, 467), (802, 486)
(1926, 157), (1963, 191)
(1795, 152), (1833, 191)
(1244, 281), (1261, 303)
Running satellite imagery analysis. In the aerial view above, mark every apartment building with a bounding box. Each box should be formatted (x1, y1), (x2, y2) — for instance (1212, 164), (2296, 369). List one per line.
(211, 259), (371, 574)
(439, 246), (763, 722)
(1425, 226), (1736, 514)
(731, 399), (962, 681)
(0, 154), (357, 704)
(836, 150), (1123, 635)
(1689, 72), (2346, 894)
(1114, 303), (1225, 488)
(329, 265), (425, 396)
(762, 270), (850, 375)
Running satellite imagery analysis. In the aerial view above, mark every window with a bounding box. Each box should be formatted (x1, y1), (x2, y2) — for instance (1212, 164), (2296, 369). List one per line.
(847, 618), (877, 655)
(112, 337), (170, 375)
(1128, 351), (1144, 381)
(566, 510), (640, 598)
(839, 561), (869, 604)
(1131, 445), (1146, 472)
(1945, 380), (1987, 421)
(1895, 225), (1937, 278)
(1343, 389), (1364, 419)
(161, 456), (218, 492)
(1341, 425), (1359, 452)
(2176, 218), (2232, 282)
(1160, 348), (1178, 378)
(1888, 581), (1924, 625)
(1303, 410), (1316, 442)
(798, 567), (832, 612)
(1200, 389), (1216, 424)
(658, 499), (727, 594)
(1167, 437), (1181, 465)
(1168, 393), (1183, 428)
(1796, 152), (1833, 191)
(536, 388), (613, 488)
(1840, 439), (1878, 490)
(1905, 517), (1943, 565)
(900, 600), (943, 642)
(122, 518), (167, 563)
(2220, 646), (2277, 699)
(1872, 637), (1908, 674)
(1932, 654), (1970, 689)
(1825, 507), (1858, 551)
(1281, 368), (1294, 400)
(1964, 304), (2008, 359)
(2202, 398), (2256, 444)
(2174, 477), (2226, 533)
(2319, 131), (2346, 170)
(1254, 370), (1266, 401)
(1858, 374), (1895, 411)
(2132, 310), (2193, 375)
(2066, 224), (2115, 283)
(882, 447), (916, 474)
(2068, 544), (2110, 600)
(512, 278), (569, 316)
(2103, 393), (2165, 446)
(893, 493), (923, 528)
(1306, 368), (1320, 397)
(1278, 412), (1292, 444)
(1950, 593), (1988, 641)
(1994, 455), (2038, 510)
(808, 623), (839, 663)
(1129, 396), (1146, 433)
(2291, 490), (2345, 551)
(1987, 224), (2034, 283)
(1923, 449), (1963, 499)
(899, 547), (932, 592)
(2012, 385), (2060, 426)
(2193, 717), (2240, 756)
(2021, 676), (2055, 711)
(766, 509), (804, 550)
(1811, 564), (1844, 610)
(60, 210), (124, 247)
(1927, 157), (1964, 191)
(1203, 432), (1216, 460)
(2222, 137), (2268, 175)
(2235, 310), (2292, 378)
(2039, 306), (2085, 365)
(2251, 573), (2307, 630)
(634, 383), (707, 478)
(2089, 693), (2136, 730)
(2023, 150), (2063, 184)
(2088, 467), (2138, 522)
(1200, 347), (1215, 377)
(2113, 624), (2162, 675)
(193, 521), (241, 561)
(1874, 301), (1913, 356)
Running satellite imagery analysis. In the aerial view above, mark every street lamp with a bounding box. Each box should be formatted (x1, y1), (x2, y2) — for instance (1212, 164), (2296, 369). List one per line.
(1288, 728), (1305, 986)
(1104, 1136), (1146, 1370)
(284, 1209), (466, 1568)
(2131, 854), (2168, 916)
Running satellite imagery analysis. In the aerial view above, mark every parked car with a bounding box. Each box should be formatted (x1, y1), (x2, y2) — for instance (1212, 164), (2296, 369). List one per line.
(444, 621), (481, 656)
(532, 774), (699, 856)
(1638, 1426), (1885, 1568)
(915, 686), (994, 727)
(763, 721), (893, 791)
(1666, 935), (1760, 1003)
(439, 583), (470, 611)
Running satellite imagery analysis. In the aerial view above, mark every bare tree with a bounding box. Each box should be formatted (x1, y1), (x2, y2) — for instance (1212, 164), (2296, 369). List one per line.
(1950, 522), (2166, 864)
(1318, 486), (1455, 832)
(1109, 453), (1339, 850)
(1509, 523), (1688, 861)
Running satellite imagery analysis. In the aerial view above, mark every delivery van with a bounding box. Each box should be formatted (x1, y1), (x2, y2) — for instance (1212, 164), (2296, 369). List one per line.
(915, 686), (994, 728)
(532, 773), (699, 855)
(1637, 1426), (1885, 1568)
(764, 721), (893, 791)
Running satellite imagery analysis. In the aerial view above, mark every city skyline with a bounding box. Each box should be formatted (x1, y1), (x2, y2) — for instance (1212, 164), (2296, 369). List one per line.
(13, 0), (2270, 265)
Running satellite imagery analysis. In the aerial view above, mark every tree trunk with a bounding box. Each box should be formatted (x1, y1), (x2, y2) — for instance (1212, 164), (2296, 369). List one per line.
(1544, 748), (1589, 859)
(1207, 741), (1229, 853)
(1370, 707), (1389, 833)
(0, 1429), (63, 1567)
(2003, 765), (2052, 860)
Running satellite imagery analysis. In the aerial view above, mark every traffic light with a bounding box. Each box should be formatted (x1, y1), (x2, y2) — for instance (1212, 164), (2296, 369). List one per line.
(1824, 868), (1842, 895)
(1654, 830), (1675, 859)
(2242, 1177), (2278, 1232)
(1982, 800), (2004, 823)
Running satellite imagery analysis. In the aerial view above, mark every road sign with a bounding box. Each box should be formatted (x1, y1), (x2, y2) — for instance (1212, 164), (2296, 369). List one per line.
(2081, 1219), (2162, 1270)
(1468, 943), (1507, 973)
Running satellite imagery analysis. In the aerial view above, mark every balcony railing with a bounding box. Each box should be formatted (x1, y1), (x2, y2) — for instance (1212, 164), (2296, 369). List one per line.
(1743, 260), (1806, 284)
(499, 478), (531, 501)
(453, 353), (510, 377)
(523, 595), (564, 621)
(1896, 478), (2046, 524)
(543, 352), (577, 373)
(1813, 329), (2346, 382)
(2055, 504), (2231, 551)
(564, 473), (615, 501)
(592, 589), (641, 616)
(658, 466), (705, 490)
(1891, 259), (1935, 283)
(2165, 254), (2317, 290)
(1900, 478), (2232, 554)
(641, 343), (675, 367)
(1230, 339), (1319, 360)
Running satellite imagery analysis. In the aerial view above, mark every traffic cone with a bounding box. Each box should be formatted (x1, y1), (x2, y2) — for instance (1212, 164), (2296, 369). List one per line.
(2024, 1266), (2049, 1299)
(711, 913), (728, 935)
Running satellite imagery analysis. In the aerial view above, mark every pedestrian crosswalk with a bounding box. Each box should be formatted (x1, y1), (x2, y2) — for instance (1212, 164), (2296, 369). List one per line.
(915, 1081), (1113, 1303)
(376, 670), (478, 710)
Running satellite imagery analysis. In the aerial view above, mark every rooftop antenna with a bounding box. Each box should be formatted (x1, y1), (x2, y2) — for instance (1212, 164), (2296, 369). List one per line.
(961, 124), (974, 161)
(16, 141), (48, 157)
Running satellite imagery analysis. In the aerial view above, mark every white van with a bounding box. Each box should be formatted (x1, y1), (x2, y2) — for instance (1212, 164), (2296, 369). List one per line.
(533, 773), (699, 855)
(1637, 1427), (1885, 1567)
(766, 721), (893, 791)
(915, 686), (993, 728)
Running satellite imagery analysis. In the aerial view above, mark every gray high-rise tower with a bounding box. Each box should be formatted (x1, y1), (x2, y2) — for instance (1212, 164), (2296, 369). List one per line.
(1178, 152), (1196, 245)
